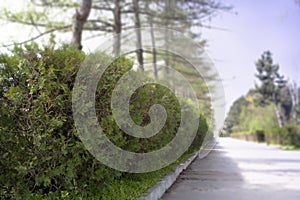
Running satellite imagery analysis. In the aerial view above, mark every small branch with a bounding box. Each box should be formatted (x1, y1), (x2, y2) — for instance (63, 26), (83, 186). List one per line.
(30, 0), (78, 8)
(87, 19), (114, 27)
(91, 5), (113, 11)
(1, 25), (71, 47)
(193, 23), (231, 32)
(9, 18), (49, 27)
(83, 26), (113, 32)
(29, 16), (41, 34)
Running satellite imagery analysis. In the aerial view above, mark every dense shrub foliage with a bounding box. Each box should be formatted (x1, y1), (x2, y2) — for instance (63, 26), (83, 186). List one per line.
(231, 126), (300, 148)
(0, 45), (208, 198)
(265, 126), (300, 147)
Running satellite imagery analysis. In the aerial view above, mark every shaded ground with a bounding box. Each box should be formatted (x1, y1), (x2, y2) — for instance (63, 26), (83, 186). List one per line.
(162, 138), (300, 200)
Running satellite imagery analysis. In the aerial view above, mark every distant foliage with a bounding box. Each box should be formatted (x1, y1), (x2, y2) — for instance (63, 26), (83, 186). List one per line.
(231, 126), (300, 148)
(0, 45), (208, 198)
(265, 126), (300, 147)
(225, 51), (299, 135)
(255, 51), (293, 126)
(225, 96), (248, 134)
(225, 90), (278, 134)
(255, 51), (285, 103)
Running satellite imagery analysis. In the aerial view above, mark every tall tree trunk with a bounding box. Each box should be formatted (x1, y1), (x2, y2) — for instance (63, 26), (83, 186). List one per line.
(145, 1), (157, 78)
(149, 19), (157, 79)
(133, 0), (144, 71)
(274, 104), (283, 128)
(289, 82), (299, 125)
(273, 93), (283, 128)
(164, 0), (171, 74)
(71, 0), (92, 50)
(113, 0), (121, 56)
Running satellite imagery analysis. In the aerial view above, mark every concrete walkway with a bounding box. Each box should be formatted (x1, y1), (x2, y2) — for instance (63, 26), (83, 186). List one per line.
(162, 138), (300, 200)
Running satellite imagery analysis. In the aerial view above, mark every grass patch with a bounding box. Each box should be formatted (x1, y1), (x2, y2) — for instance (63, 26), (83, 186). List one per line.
(267, 144), (300, 151)
(26, 152), (195, 200)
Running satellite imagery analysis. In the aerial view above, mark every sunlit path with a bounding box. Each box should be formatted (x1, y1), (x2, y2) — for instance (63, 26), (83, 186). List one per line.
(163, 138), (300, 200)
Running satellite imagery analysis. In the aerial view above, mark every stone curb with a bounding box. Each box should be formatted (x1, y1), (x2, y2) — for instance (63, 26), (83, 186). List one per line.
(137, 138), (217, 200)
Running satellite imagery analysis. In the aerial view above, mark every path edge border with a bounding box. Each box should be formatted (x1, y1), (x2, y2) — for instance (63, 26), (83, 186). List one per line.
(137, 138), (217, 200)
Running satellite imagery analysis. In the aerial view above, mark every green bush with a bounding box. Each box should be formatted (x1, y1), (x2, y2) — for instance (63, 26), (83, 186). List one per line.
(0, 45), (110, 198)
(0, 44), (208, 199)
(231, 130), (264, 143)
(231, 126), (300, 147)
(256, 130), (265, 142)
(265, 126), (300, 147)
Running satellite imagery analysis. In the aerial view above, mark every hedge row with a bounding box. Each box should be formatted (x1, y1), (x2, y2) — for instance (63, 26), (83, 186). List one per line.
(231, 126), (300, 147)
(0, 44), (208, 199)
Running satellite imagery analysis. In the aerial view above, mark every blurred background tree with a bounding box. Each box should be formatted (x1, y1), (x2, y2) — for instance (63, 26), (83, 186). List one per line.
(224, 51), (300, 135)
(1, 0), (231, 57)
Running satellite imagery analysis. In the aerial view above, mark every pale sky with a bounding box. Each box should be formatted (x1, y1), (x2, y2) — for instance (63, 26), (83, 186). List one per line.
(1, 0), (299, 114)
(202, 0), (300, 112)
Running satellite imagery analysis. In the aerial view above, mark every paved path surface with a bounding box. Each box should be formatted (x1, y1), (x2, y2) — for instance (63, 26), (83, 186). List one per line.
(162, 138), (300, 200)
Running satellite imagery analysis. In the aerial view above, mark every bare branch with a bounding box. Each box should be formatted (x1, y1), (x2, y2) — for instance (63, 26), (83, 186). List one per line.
(29, 15), (42, 34)
(83, 26), (113, 32)
(91, 5), (113, 11)
(30, 0), (79, 8)
(1, 25), (71, 47)
(87, 19), (114, 27)
(9, 18), (49, 28)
